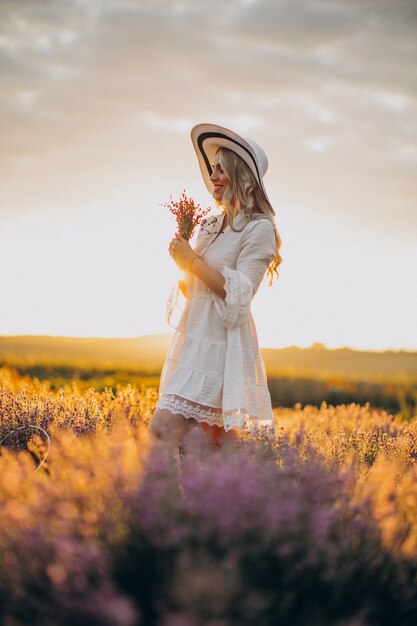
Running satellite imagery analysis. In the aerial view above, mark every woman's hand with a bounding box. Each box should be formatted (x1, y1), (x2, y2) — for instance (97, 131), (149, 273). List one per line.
(169, 232), (226, 300)
(168, 233), (195, 271)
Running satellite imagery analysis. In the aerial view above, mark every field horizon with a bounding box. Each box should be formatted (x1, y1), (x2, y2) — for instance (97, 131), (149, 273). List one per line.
(0, 333), (416, 381)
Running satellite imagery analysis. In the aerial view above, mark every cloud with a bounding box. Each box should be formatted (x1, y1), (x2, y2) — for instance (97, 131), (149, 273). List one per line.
(303, 137), (334, 153)
(139, 112), (194, 133)
(0, 0), (416, 238)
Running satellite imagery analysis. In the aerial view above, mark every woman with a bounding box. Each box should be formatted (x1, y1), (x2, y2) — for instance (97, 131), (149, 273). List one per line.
(149, 123), (282, 455)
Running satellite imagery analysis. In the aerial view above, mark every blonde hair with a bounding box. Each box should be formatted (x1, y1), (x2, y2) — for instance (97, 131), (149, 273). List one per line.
(214, 147), (283, 285)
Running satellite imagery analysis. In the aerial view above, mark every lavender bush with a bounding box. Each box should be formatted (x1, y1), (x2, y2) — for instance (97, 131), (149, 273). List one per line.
(1, 366), (417, 625)
(112, 433), (417, 626)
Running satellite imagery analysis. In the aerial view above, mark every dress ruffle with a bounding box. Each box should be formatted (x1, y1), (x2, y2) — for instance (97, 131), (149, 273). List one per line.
(157, 394), (275, 435)
(158, 332), (274, 434)
(157, 394), (223, 427)
(212, 266), (253, 329)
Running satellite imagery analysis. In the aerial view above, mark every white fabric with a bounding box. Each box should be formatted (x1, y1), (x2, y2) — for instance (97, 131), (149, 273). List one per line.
(157, 212), (277, 433)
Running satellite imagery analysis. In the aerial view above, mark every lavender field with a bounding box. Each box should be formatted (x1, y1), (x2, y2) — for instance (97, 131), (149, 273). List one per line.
(1, 364), (417, 625)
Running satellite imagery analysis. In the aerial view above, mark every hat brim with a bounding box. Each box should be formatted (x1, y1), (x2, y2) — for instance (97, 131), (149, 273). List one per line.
(191, 123), (271, 206)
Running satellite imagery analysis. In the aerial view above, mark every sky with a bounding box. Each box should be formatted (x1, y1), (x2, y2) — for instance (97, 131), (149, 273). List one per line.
(0, 0), (416, 351)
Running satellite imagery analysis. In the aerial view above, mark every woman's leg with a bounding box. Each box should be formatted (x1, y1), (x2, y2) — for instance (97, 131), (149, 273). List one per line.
(200, 423), (239, 449)
(149, 408), (195, 444)
(148, 408), (197, 474)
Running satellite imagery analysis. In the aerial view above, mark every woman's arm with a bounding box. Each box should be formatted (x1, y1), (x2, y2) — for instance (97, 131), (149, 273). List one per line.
(169, 233), (226, 300)
(188, 256), (226, 300)
(210, 220), (276, 330)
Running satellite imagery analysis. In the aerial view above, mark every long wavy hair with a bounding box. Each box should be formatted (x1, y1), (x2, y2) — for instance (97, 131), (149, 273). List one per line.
(214, 146), (283, 285)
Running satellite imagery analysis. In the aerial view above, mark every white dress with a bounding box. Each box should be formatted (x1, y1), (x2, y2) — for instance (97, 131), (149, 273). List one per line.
(157, 211), (277, 433)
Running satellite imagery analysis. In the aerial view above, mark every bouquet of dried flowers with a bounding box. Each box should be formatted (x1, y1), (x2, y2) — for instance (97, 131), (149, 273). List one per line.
(161, 190), (211, 240)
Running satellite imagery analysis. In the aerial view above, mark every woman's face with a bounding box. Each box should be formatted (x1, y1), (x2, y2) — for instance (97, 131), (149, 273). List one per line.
(210, 152), (229, 202)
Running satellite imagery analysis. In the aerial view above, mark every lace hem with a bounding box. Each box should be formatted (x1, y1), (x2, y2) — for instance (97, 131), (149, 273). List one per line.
(157, 394), (275, 435)
(157, 395), (223, 427)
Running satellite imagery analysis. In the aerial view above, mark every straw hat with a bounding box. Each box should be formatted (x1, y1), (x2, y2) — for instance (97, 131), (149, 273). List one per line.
(191, 123), (271, 205)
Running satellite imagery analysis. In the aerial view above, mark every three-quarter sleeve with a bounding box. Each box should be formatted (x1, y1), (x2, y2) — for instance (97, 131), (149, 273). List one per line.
(213, 219), (276, 329)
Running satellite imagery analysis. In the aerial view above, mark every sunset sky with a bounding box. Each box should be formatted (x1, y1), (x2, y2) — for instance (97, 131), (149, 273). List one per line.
(1, 0), (416, 351)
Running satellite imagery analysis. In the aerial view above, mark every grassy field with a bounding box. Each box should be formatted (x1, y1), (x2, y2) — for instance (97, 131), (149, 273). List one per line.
(1, 365), (417, 625)
(1, 358), (416, 420)
(1, 335), (416, 421)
